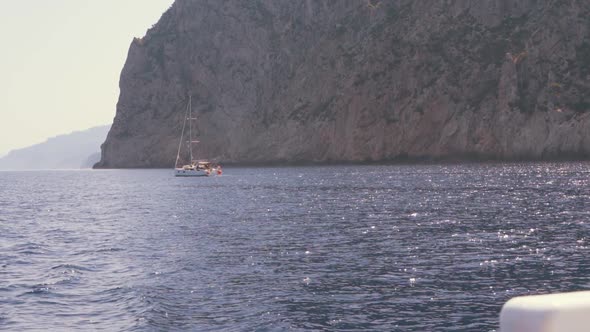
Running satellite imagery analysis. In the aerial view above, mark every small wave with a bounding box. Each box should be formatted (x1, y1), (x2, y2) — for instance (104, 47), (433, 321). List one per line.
(50, 264), (94, 272)
(96, 247), (125, 253)
(11, 243), (48, 256)
(93, 286), (138, 305)
(18, 287), (53, 297)
(18, 250), (46, 255)
(16, 283), (72, 299)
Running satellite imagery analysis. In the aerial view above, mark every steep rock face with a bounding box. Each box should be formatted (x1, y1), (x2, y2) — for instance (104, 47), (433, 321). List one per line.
(96, 0), (590, 168)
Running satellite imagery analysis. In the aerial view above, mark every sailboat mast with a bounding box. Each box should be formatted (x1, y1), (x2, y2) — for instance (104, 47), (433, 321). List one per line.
(175, 96), (190, 168)
(188, 95), (193, 163)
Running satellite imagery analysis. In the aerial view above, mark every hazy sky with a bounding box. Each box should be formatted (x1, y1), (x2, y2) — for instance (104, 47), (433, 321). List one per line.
(0, 0), (174, 156)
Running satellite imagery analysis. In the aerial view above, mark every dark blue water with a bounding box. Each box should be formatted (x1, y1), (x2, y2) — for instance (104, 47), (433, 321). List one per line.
(1, 164), (589, 331)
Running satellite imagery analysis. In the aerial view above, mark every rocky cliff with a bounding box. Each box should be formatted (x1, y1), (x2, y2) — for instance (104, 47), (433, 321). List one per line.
(95, 0), (590, 168)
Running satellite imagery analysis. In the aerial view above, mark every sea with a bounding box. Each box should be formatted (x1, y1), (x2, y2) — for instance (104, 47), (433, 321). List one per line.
(0, 163), (589, 331)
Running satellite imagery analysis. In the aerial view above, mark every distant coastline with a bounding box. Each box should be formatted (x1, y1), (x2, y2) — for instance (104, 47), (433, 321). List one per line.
(0, 125), (110, 170)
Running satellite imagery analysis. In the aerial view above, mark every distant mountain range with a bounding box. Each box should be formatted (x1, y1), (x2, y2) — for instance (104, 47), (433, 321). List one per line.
(0, 125), (110, 170)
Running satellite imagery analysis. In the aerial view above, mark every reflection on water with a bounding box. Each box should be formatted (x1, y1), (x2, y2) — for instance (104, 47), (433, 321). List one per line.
(0, 163), (589, 331)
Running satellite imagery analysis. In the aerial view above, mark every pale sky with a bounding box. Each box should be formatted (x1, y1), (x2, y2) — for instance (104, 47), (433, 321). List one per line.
(0, 0), (175, 156)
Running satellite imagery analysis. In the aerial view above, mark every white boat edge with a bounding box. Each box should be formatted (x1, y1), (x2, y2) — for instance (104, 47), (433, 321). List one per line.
(500, 290), (590, 332)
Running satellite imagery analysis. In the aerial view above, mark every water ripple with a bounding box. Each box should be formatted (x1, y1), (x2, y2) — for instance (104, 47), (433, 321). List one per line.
(0, 164), (589, 331)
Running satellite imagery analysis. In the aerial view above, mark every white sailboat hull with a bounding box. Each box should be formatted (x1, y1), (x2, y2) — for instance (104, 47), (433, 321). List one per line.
(174, 168), (213, 177)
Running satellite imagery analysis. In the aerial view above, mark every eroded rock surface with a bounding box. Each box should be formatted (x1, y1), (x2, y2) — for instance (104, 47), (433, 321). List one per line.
(95, 0), (590, 168)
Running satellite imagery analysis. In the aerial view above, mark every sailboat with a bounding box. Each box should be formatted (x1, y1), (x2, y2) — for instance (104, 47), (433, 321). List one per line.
(174, 95), (222, 177)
